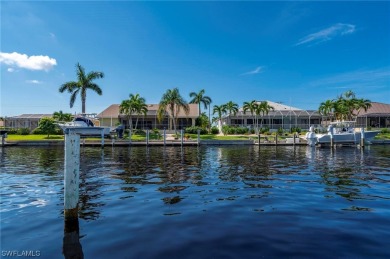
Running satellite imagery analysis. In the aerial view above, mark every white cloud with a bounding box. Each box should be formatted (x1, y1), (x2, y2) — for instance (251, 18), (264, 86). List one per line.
(0, 52), (57, 71)
(296, 23), (355, 46)
(26, 80), (42, 84)
(7, 68), (15, 72)
(241, 66), (264, 75)
(49, 32), (56, 39)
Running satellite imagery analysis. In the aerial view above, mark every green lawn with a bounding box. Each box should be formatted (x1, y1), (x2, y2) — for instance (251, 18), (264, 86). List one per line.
(6, 135), (64, 141)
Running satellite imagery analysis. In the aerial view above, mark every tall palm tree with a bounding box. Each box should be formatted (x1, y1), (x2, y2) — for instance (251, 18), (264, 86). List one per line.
(189, 89), (212, 116)
(119, 93), (148, 130)
(157, 88), (189, 134)
(59, 63), (104, 114)
(223, 101), (239, 116)
(119, 99), (134, 129)
(243, 100), (257, 130)
(53, 110), (73, 122)
(212, 104), (226, 132)
(354, 98), (372, 117)
(258, 101), (274, 128)
(132, 94), (148, 130)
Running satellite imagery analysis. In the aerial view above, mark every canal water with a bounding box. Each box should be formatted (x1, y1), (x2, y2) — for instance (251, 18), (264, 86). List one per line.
(1, 146), (390, 258)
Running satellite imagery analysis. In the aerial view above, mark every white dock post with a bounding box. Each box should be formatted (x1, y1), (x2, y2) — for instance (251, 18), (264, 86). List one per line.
(163, 128), (166, 146)
(181, 129), (184, 146)
(1, 134), (5, 146)
(330, 126), (334, 148)
(64, 130), (80, 218)
(197, 129), (200, 145)
(146, 129), (149, 146)
(361, 127), (365, 148)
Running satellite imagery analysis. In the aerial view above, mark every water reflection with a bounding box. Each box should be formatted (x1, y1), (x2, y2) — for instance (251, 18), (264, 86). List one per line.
(63, 217), (84, 259)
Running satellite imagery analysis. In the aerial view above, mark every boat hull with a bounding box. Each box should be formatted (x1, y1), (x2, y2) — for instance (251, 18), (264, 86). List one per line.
(316, 131), (380, 145)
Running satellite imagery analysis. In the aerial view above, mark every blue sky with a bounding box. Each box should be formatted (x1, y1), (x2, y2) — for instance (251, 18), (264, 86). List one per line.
(1, 1), (390, 117)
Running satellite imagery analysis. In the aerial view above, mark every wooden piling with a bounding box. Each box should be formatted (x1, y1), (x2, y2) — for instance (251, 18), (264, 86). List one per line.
(275, 135), (278, 145)
(64, 131), (80, 218)
(197, 129), (200, 145)
(258, 134), (260, 146)
(181, 129), (184, 146)
(146, 129), (149, 146)
(101, 129), (104, 148)
(361, 127), (365, 148)
(163, 128), (166, 146)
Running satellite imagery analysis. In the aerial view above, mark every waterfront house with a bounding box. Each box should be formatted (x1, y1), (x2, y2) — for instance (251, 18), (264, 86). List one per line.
(97, 104), (199, 131)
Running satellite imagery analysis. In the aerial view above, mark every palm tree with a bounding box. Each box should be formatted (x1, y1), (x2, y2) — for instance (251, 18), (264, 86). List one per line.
(119, 93), (148, 130)
(212, 104), (226, 132)
(157, 88), (189, 134)
(223, 101), (239, 116)
(119, 99), (134, 129)
(189, 89), (212, 116)
(53, 110), (73, 122)
(258, 101), (274, 128)
(243, 100), (257, 130)
(354, 98), (372, 117)
(59, 63), (104, 114)
(132, 94), (148, 130)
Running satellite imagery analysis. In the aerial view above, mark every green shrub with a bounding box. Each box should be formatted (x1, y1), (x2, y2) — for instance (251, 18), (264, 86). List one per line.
(5, 129), (18, 134)
(17, 128), (30, 135)
(185, 126), (207, 135)
(277, 127), (284, 135)
(260, 127), (270, 134)
(32, 128), (43, 134)
(290, 127), (301, 134)
(211, 126), (219, 134)
(381, 128), (390, 134)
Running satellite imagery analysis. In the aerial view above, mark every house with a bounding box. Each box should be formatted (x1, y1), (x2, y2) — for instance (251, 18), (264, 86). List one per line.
(222, 101), (322, 131)
(3, 114), (53, 131)
(97, 104), (199, 131)
(355, 102), (390, 128)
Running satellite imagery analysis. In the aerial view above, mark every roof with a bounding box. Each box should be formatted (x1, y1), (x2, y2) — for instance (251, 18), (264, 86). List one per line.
(356, 102), (390, 117)
(97, 104), (199, 118)
(7, 114), (53, 119)
(238, 100), (303, 112)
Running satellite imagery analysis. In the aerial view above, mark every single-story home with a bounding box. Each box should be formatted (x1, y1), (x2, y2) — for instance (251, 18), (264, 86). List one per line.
(97, 104), (200, 131)
(3, 114), (53, 131)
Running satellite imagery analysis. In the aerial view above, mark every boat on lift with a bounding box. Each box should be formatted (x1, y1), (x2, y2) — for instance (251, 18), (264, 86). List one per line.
(56, 114), (111, 136)
(305, 121), (380, 146)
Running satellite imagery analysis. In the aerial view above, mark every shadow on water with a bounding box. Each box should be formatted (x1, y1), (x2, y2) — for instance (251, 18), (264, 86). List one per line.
(63, 217), (84, 259)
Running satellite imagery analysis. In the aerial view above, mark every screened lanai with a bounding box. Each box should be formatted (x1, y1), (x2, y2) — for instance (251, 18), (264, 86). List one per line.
(222, 101), (322, 131)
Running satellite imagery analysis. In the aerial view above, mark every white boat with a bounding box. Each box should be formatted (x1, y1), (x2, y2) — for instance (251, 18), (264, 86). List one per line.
(304, 121), (380, 146)
(57, 115), (111, 136)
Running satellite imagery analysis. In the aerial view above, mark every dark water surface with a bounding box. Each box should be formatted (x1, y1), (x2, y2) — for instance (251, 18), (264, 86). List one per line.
(1, 145), (390, 258)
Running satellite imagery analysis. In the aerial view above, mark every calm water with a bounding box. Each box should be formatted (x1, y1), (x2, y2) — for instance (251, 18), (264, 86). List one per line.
(1, 145), (390, 258)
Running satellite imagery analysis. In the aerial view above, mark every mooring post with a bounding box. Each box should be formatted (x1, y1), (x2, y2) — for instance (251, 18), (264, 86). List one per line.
(293, 133), (296, 145)
(64, 130), (80, 219)
(101, 129), (104, 148)
(129, 129), (132, 145)
(181, 129), (184, 146)
(258, 134), (260, 146)
(146, 129), (149, 146)
(1, 134), (5, 146)
(275, 135), (278, 146)
(163, 128), (166, 146)
(361, 127), (365, 148)
(330, 131), (334, 148)
(197, 129), (200, 145)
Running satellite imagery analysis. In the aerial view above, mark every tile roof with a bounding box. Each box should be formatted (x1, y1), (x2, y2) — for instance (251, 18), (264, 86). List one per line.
(357, 102), (390, 116)
(97, 104), (199, 118)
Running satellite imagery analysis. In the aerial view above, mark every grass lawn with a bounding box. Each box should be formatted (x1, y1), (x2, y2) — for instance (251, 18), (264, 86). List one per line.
(375, 133), (390, 140)
(6, 135), (64, 141)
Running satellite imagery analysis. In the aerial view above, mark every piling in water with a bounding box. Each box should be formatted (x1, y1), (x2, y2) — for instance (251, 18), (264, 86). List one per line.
(64, 131), (80, 218)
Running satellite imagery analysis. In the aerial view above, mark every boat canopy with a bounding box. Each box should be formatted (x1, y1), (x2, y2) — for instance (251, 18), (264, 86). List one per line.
(74, 117), (94, 127)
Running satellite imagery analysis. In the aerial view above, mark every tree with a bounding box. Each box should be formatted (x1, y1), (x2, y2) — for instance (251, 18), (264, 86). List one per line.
(53, 110), (73, 122)
(38, 117), (57, 138)
(258, 101), (274, 128)
(119, 99), (134, 129)
(119, 94), (148, 130)
(213, 104), (226, 132)
(223, 101), (239, 116)
(157, 88), (189, 134)
(243, 100), (257, 131)
(59, 63), (104, 114)
(189, 89), (212, 116)
(131, 94), (148, 130)
(318, 90), (371, 122)
(196, 112), (209, 129)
